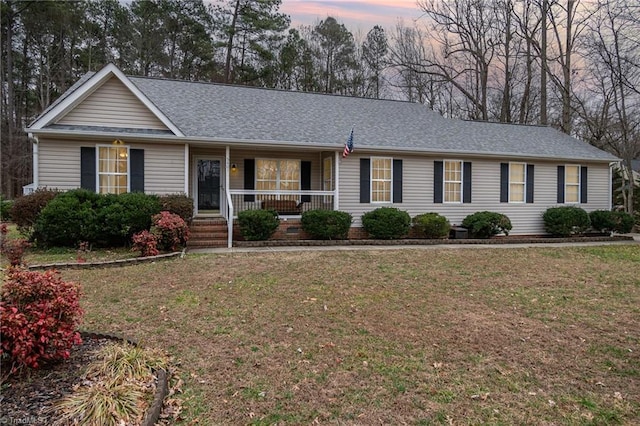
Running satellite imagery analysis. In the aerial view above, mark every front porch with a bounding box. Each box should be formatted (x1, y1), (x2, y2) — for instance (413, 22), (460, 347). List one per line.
(189, 145), (343, 247)
(189, 190), (336, 248)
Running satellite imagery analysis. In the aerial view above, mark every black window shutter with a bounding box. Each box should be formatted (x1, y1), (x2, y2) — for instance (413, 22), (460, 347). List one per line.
(392, 159), (403, 203)
(526, 164), (535, 203)
(244, 159), (255, 202)
(301, 161), (311, 202)
(463, 162), (472, 203)
(500, 163), (509, 203)
(80, 147), (96, 191)
(580, 166), (588, 203)
(130, 149), (144, 192)
(557, 165), (565, 203)
(434, 161), (443, 203)
(360, 158), (370, 203)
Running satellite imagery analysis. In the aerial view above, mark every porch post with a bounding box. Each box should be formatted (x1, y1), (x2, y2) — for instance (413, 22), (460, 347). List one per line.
(334, 151), (340, 210)
(226, 145), (233, 248)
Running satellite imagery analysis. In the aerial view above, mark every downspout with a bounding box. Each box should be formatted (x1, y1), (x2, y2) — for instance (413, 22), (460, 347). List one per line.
(30, 133), (39, 189)
(609, 162), (616, 211)
(334, 151), (340, 211)
(184, 144), (189, 195)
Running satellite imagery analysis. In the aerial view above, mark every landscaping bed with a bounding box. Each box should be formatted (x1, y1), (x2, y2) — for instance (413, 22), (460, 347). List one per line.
(234, 234), (634, 247)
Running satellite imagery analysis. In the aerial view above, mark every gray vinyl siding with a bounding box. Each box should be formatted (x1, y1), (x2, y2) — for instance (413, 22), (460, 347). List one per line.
(38, 140), (81, 190)
(137, 143), (186, 194)
(38, 139), (185, 195)
(339, 153), (612, 235)
(56, 77), (168, 130)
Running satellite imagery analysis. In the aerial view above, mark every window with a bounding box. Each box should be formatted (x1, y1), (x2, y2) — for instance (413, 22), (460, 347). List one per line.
(256, 159), (300, 199)
(98, 145), (128, 194)
(509, 163), (526, 203)
(444, 160), (462, 203)
(371, 157), (392, 203)
(565, 165), (580, 203)
(323, 157), (333, 191)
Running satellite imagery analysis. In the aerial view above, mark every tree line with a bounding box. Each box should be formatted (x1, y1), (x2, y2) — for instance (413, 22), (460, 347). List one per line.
(1, 0), (638, 213)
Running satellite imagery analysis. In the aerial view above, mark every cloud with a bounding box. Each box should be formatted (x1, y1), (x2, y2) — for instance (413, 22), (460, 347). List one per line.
(281, 0), (422, 32)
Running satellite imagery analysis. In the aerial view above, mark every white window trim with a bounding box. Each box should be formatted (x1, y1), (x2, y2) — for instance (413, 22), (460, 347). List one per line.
(370, 156), (393, 204)
(508, 162), (526, 204)
(96, 144), (130, 194)
(443, 159), (463, 204)
(255, 158), (301, 191)
(565, 164), (581, 204)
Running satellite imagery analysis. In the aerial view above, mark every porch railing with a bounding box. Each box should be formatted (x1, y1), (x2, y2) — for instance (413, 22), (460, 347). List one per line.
(228, 190), (335, 218)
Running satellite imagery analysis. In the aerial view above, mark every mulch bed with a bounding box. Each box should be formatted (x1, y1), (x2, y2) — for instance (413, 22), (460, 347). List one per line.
(235, 234), (634, 247)
(1, 336), (112, 425)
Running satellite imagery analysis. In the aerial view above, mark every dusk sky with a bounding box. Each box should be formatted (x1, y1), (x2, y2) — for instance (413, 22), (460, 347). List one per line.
(279, 0), (424, 34)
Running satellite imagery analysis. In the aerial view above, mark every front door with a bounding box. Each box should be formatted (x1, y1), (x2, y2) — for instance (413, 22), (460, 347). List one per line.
(196, 158), (221, 215)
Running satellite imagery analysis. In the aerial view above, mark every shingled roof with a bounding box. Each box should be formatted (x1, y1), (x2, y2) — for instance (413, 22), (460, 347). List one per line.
(31, 64), (618, 163)
(128, 76), (616, 162)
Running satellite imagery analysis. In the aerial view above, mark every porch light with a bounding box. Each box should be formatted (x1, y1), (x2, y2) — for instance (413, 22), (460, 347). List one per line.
(113, 139), (124, 145)
(231, 163), (238, 173)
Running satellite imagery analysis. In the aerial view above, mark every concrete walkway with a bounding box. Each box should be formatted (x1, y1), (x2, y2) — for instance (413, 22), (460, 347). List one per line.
(188, 234), (640, 254)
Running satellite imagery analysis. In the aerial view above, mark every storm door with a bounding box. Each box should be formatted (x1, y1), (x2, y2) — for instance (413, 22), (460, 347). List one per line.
(196, 158), (221, 214)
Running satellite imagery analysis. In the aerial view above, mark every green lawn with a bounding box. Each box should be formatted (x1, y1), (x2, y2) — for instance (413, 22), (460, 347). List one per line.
(15, 245), (640, 424)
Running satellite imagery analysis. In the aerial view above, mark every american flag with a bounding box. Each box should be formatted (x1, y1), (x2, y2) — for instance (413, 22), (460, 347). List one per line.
(342, 127), (354, 158)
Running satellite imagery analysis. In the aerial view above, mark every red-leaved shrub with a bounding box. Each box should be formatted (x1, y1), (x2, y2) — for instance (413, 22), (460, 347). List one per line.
(151, 211), (190, 251)
(0, 268), (83, 373)
(131, 230), (159, 257)
(0, 224), (30, 266)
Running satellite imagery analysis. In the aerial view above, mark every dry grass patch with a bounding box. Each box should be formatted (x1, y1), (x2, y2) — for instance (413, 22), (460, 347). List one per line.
(58, 245), (639, 424)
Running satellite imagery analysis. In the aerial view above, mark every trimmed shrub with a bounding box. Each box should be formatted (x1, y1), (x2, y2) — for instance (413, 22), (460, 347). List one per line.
(413, 213), (451, 239)
(32, 190), (162, 248)
(361, 207), (411, 239)
(159, 193), (194, 224)
(596, 210), (635, 234)
(131, 230), (159, 257)
(543, 206), (591, 237)
(32, 189), (100, 247)
(462, 211), (512, 238)
(96, 192), (161, 246)
(151, 211), (190, 251)
(10, 189), (59, 237)
(1, 268), (84, 373)
(301, 209), (352, 240)
(237, 209), (280, 241)
(1, 196), (13, 221)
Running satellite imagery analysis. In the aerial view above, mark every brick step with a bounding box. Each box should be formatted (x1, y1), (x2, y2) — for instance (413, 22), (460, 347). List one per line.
(190, 233), (228, 241)
(187, 239), (228, 247)
(190, 218), (227, 226)
(190, 225), (228, 233)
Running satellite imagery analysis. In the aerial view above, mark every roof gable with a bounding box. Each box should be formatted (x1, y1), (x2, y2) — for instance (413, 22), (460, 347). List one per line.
(28, 64), (183, 136)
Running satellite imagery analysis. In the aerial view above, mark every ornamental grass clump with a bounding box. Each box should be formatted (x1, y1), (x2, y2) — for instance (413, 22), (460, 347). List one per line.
(53, 342), (168, 426)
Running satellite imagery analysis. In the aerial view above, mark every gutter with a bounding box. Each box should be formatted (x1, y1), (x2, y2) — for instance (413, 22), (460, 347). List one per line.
(25, 127), (619, 164)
